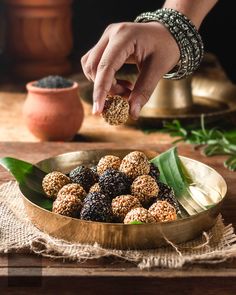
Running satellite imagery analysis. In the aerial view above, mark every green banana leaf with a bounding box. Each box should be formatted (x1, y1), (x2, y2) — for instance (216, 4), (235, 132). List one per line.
(0, 157), (53, 210)
(151, 147), (207, 216)
(129, 221), (144, 225)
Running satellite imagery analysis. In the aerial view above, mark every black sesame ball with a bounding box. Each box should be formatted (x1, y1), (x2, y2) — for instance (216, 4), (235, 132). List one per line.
(90, 165), (99, 182)
(80, 192), (112, 222)
(69, 166), (97, 192)
(149, 163), (160, 182)
(83, 191), (110, 204)
(34, 75), (73, 89)
(156, 182), (181, 214)
(90, 165), (98, 174)
(99, 168), (131, 199)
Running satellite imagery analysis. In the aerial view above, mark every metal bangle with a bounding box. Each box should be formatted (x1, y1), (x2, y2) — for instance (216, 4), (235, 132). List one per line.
(134, 8), (204, 80)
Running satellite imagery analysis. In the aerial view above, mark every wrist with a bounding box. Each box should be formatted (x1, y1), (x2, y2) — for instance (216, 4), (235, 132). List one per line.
(144, 22), (180, 61)
(134, 8), (204, 79)
(163, 0), (218, 29)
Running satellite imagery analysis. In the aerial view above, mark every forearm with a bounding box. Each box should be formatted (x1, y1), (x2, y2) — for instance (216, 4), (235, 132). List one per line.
(163, 0), (218, 29)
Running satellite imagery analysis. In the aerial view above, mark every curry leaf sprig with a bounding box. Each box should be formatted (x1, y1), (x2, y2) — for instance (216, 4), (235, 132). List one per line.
(162, 116), (236, 171)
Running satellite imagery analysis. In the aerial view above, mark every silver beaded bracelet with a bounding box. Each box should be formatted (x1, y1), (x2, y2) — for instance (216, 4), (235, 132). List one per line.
(134, 8), (204, 80)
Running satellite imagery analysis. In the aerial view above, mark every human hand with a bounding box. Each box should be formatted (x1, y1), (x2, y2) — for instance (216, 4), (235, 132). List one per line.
(81, 21), (180, 120)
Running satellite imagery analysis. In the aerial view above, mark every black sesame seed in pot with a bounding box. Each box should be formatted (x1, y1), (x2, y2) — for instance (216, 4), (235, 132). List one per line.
(99, 168), (131, 199)
(33, 75), (73, 89)
(69, 166), (97, 192)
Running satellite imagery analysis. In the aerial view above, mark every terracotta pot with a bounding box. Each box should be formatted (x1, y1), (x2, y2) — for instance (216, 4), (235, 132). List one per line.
(23, 81), (84, 141)
(5, 0), (73, 79)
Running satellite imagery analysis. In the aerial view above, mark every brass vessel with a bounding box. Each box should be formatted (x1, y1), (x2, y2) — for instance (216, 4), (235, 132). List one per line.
(78, 54), (236, 127)
(20, 150), (227, 250)
(143, 77), (193, 113)
(139, 54), (236, 126)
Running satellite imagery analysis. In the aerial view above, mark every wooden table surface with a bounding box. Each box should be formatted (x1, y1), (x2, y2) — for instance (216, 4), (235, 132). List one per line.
(1, 142), (236, 294)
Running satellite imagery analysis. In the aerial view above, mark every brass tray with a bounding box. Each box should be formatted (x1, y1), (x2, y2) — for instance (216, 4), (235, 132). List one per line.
(20, 150), (227, 250)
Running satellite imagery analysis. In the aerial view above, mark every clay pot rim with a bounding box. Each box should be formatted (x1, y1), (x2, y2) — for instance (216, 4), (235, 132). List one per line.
(26, 81), (78, 94)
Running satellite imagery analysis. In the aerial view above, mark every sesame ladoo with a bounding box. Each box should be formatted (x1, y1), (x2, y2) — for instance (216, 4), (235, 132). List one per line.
(124, 207), (156, 224)
(149, 200), (177, 222)
(99, 168), (131, 199)
(102, 95), (129, 125)
(156, 182), (181, 214)
(90, 165), (99, 181)
(112, 195), (142, 222)
(89, 183), (101, 193)
(57, 183), (86, 201)
(69, 166), (98, 192)
(149, 163), (160, 182)
(131, 175), (159, 205)
(90, 165), (98, 174)
(42, 171), (70, 199)
(52, 194), (82, 218)
(97, 155), (121, 175)
(41, 150), (183, 226)
(120, 151), (150, 180)
(80, 192), (112, 222)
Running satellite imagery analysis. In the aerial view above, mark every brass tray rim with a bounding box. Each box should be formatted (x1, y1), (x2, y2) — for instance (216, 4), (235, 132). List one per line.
(139, 95), (236, 119)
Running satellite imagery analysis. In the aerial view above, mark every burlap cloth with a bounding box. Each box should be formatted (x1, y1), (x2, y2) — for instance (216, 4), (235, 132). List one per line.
(1, 181), (236, 269)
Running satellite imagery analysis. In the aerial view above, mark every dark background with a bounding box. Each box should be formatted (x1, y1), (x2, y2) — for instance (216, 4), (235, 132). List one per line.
(0, 0), (235, 82)
(72, 0), (236, 82)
